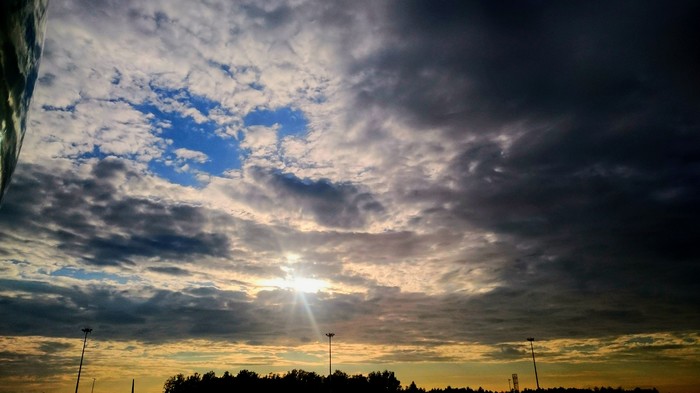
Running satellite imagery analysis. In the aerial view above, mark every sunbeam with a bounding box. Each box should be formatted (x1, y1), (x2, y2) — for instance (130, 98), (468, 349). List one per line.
(261, 264), (327, 342)
(296, 289), (323, 343)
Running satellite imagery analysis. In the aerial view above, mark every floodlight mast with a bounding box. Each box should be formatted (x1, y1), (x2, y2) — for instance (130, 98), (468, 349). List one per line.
(75, 327), (93, 393)
(325, 333), (335, 376)
(527, 337), (540, 390)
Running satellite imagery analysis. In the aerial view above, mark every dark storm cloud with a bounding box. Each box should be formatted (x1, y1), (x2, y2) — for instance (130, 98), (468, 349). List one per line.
(251, 167), (384, 229)
(437, 285), (700, 344)
(0, 275), (376, 344)
(347, 1), (700, 131)
(0, 277), (259, 342)
(0, 158), (231, 266)
(339, 0), (700, 337)
(86, 231), (229, 265)
(147, 266), (190, 276)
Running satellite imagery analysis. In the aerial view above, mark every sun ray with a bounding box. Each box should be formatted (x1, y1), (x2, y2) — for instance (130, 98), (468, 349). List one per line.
(296, 290), (322, 342)
(260, 264), (328, 342)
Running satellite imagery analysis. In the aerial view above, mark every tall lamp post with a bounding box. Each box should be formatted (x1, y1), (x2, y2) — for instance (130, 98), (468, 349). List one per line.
(75, 327), (93, 393)
(325, 332), (335, 376)
(526, 337), (540, 390)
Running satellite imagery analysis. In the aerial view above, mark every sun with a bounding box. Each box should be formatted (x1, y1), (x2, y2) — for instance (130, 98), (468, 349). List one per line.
(288, 276), (327, 293)
(261, 273), (328, 293)
(261, 259), (330, 293)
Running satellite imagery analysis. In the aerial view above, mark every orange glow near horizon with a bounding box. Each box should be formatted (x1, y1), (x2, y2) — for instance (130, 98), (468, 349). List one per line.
(1, 333), (698, 393)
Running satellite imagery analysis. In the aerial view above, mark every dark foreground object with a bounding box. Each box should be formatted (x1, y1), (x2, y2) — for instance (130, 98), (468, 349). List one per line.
(0, 0), (47, 204)
(163, 369), (659, 393)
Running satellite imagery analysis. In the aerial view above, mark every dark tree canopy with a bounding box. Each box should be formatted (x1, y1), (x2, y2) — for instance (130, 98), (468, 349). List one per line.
(163, 369), (659, 393)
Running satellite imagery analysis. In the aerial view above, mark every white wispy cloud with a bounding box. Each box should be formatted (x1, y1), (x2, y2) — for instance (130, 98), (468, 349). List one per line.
(173, 148), (208, 163)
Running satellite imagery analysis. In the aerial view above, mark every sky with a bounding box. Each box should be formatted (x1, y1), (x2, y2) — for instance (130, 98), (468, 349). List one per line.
(1, 0), (699, 392)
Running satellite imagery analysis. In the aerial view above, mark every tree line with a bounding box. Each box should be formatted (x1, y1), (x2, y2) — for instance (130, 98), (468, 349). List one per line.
(163, 369), (659, 393)
(164, 369), (403, 393)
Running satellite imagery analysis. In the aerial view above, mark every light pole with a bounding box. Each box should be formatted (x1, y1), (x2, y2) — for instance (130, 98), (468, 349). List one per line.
(526, 337), (540, 390)
(325, 332), (335, 376)
(75, 327), (93, 393)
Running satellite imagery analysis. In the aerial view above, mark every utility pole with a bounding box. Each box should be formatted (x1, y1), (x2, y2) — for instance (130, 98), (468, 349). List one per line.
(527, 337), (540, 390)
(75, 327), (93, 393)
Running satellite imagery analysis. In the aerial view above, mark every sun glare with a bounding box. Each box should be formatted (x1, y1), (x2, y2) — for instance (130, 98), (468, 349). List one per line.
(260, 261), (330, 293)
(289, 277), (327, 293)
(261, 275), (328, 293)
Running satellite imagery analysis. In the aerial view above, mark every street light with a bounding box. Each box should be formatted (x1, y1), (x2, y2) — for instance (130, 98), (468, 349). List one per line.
(325, 333), (335, 376)
(526, 337), (540, 390)
(75, 327), (93, 393)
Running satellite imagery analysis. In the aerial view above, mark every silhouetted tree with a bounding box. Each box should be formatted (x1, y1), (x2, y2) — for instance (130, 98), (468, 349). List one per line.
(162, 369), (659, 393)
(282, 369), (325, 393)
(368, 370), (402, 393)
(163, 374), (185, 393)
(406, 381), (425, 393)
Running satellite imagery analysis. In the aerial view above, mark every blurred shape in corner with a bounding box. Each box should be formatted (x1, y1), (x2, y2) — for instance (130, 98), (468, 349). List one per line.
(0, 0), (48, 205)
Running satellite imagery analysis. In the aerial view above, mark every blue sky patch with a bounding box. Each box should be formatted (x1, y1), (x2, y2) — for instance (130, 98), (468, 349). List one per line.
(149, 84), (220, 116)
(244, 106), (308, 139)
(248, 81), (264, 91)
(75, 145), (109, 161)
(148, 160), (201, 187)
(42, 103), (76, 112)
(133, 86), (243, 187)
(51, 267), (128, 284)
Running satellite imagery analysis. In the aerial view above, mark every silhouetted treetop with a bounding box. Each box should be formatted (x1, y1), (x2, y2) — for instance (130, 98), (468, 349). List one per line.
(163, 369), (658, 393)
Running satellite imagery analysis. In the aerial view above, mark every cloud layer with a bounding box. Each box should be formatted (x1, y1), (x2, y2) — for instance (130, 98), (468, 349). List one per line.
(1, 0), (699, 392)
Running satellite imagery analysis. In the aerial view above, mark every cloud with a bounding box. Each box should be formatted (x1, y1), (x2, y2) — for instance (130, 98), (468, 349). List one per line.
(249, 167), (385, 229)
(1, 2), (699, 392)
(241, 124), (279, 158)
(174, 148), (208, 164)
(147, 266), (191, 276)
(322, 0), (700, 336)
(0, 158), (231, 267)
